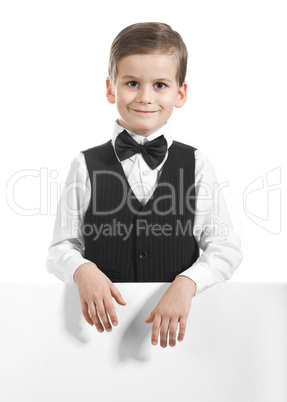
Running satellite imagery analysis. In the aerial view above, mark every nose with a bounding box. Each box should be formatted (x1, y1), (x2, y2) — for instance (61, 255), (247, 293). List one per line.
(136, 85), (153, 104)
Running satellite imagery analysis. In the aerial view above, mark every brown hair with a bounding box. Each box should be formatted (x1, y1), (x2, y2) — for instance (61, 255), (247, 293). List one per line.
(108, 22), (188, 87)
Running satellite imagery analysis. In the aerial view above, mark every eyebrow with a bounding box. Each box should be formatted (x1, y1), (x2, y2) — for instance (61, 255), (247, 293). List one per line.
(120, 75), (172, 83)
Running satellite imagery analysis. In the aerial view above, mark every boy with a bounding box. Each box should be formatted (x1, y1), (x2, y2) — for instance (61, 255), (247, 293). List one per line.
(46, 22), (243, 348)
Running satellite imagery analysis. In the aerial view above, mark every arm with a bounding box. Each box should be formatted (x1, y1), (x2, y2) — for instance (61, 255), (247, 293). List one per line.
(45, 152), (92, 283)
(145, 150), (243, 347)
(177, 150), (243, 293)
(46, 153), (126, 330)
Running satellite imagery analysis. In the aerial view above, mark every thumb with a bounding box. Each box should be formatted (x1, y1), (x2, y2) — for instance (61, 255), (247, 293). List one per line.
(110, 283), (127, 306)
(145, 311), (155, 323)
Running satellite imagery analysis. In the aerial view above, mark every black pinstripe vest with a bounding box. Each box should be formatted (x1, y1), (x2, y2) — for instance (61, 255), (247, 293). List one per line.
(82, 139), (199, 282)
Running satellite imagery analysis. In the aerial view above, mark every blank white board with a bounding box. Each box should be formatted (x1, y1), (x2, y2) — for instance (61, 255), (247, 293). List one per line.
(0, 282), (286, 402)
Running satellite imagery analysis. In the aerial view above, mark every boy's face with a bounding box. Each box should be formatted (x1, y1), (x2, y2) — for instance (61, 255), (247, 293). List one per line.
(106, 53), (187, 136)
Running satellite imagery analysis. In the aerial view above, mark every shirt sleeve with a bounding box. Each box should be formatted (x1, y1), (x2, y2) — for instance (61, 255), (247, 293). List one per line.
(45, 152), (93, 283)
(176, 150), (243, 295)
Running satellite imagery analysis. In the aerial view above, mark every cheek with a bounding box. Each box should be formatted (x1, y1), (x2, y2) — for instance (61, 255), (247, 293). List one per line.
(159, 92), (179, 109)
(160, 99), (176, 112)
(116, 90), (133, 107)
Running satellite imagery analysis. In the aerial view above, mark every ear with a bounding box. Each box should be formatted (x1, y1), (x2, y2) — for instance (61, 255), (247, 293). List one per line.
(106, 77), (116, 104)
(175, 82), (187, 108)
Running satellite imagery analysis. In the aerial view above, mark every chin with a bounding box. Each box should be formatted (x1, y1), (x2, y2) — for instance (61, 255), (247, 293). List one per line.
(135, 122), (160, 133)
(136, 128), (157, 136)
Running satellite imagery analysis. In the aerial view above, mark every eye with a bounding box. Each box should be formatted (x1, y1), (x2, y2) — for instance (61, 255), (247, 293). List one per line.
(127, 81), (139, 87)
(154, 82), (167, 89)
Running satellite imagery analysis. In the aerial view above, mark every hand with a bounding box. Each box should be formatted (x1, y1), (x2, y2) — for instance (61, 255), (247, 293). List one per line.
(145, 276), (196, 348)
(74, 262), (127, 332)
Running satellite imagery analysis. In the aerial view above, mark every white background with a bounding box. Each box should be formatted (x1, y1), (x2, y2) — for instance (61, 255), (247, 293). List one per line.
(1, 0), (286, 283)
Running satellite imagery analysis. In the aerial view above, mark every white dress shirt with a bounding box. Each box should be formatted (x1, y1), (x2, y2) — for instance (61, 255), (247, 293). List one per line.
(46, 121), (243, 295)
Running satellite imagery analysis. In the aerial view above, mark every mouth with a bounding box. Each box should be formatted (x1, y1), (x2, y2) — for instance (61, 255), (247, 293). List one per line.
(131, 109), (159, 115)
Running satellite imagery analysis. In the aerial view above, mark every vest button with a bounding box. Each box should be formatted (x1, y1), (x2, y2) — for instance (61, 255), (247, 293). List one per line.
(138, 251), (148, 260)
(138, 219), (148, 228)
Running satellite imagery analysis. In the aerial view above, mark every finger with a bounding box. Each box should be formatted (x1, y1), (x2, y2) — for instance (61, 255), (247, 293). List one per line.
(159, 318), (170, 348)
(110, 283), (127, 306)
(178, 317), (187, 342)
(96, 300), (112, 332)
(103, 296), (118, 327)
(151, 315), (161, 346)
(87, 302), (104, 332)
(168, 318), (179, 347)
(81, 302), (94, 326)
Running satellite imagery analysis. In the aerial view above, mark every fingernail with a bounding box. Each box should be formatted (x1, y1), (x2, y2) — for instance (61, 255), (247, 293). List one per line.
(152, 341), (157, 345)
(113, 321), (118, 326)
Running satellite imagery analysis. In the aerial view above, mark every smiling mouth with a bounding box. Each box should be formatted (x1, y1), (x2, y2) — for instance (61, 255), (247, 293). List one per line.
(132, 109), (158, 114)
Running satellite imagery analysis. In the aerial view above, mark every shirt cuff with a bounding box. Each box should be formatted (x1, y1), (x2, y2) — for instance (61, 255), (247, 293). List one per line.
(46, 254), (93, 284)
(72, 260), (98, 283)
(176, 263), (212, 296)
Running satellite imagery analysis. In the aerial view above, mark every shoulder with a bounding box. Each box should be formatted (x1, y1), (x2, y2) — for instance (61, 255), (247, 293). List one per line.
(194, 150), (219, 182)
(81, 140), (112, 156)
(170, 140), (215, 171)
(68, 152), (87, 173)
(172, 140), (197, 153)
(64, 152), (89, 185)
(80, 140), (115, 171)
(81, 141), (113, 168)
(194, 149), (216, 170)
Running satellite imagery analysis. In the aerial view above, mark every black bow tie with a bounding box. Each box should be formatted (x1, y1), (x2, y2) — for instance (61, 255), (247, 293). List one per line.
(115, 130), (168, 170)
